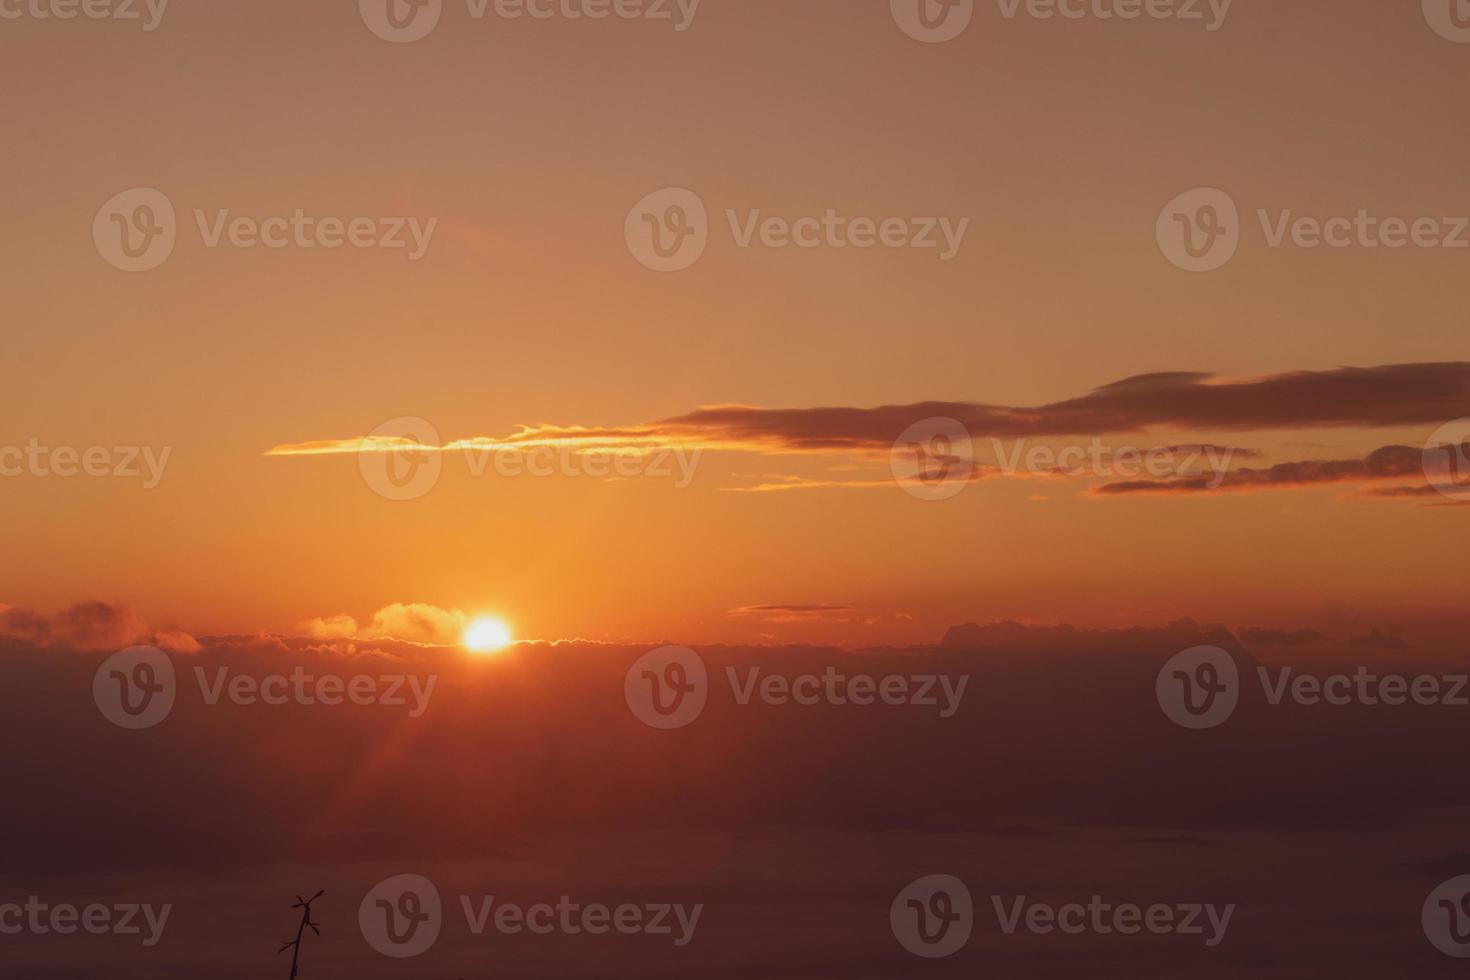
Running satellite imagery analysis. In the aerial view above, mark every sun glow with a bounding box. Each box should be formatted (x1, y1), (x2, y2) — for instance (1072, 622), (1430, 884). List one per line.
(463, 617), (513, 653)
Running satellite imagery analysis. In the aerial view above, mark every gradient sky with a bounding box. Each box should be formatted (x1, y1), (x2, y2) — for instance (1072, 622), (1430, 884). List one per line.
(1, 0), (1467, 646)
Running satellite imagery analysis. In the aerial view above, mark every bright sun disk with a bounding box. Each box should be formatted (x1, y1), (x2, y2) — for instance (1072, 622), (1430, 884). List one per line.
(464, 617), (512, 653)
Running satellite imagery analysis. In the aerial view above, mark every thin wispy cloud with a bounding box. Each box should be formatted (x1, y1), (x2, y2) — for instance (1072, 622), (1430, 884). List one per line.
(267, 363), (1469, 461)
(1092, 445), (1428, 496)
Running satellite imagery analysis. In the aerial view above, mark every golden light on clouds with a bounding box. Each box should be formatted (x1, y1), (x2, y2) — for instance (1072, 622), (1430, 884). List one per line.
(463, 617), (513, 653)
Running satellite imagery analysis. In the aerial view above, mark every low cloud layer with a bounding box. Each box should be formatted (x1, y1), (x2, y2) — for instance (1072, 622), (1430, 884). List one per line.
(300, 603), (467, 646)
(3, 615), (1468, 880)
(0, 601), (198, 653)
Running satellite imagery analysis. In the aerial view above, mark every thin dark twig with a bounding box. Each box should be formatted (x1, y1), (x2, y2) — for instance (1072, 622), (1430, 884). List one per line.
(278, 889), (324, 979)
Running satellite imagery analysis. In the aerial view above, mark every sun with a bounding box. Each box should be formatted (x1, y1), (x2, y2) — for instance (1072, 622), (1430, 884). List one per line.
(463, 617), (513, 653)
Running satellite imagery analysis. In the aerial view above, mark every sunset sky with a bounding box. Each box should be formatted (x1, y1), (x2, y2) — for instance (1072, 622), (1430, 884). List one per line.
(2, 0), (1467, 648)
(8, 4), (1470, 978)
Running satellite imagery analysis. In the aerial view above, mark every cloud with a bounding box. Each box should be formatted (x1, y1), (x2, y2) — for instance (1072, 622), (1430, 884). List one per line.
(728, 603), (856, 623)
(154, 630), (203, 654)
(1361, 490), (1470, 507)
(302, 603), (466, 646)
(1358, 484), (1444, 499)
(299, 613), (361, 640)
(1092, 444), (1428, 496)
(1160, 444), (1262, 459)
(267, 362), (1470, 463)
(4, 617), (1470, 880)
(653, 364), (1467, 450)
(0, 600), (195, 653)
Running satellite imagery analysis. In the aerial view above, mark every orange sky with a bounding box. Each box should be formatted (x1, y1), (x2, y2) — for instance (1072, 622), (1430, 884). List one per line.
(1, 1), (1467, 646)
